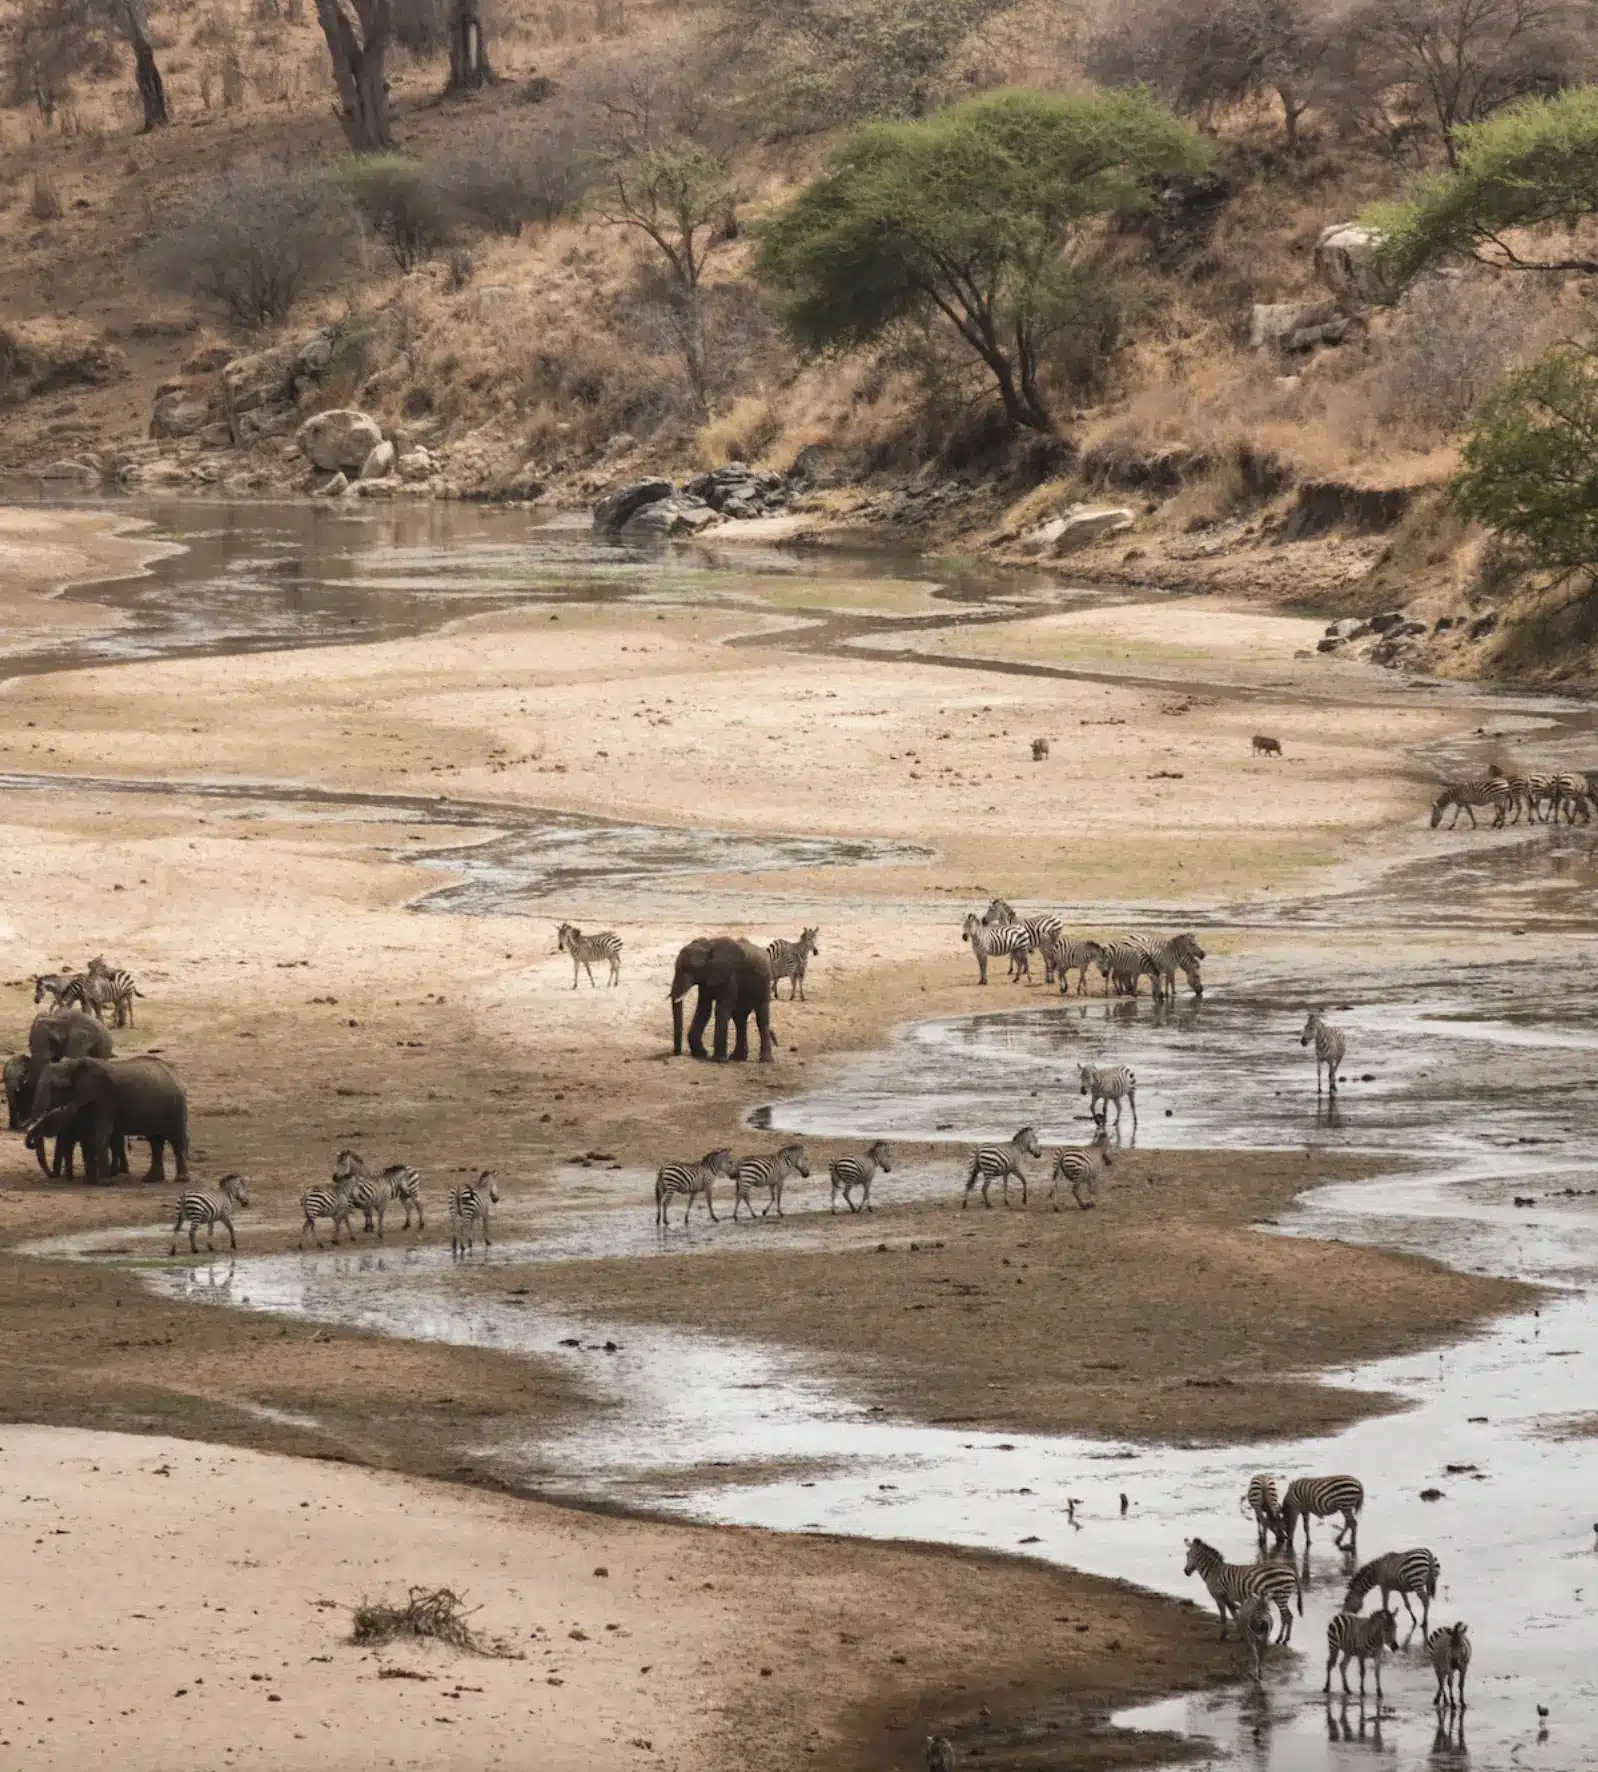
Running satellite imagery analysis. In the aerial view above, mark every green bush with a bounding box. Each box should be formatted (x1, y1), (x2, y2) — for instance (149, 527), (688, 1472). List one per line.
(343, 154), (454, 272)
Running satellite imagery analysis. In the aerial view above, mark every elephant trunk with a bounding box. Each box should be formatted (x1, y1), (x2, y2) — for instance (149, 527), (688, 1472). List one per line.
(672, 992), (686, 1056)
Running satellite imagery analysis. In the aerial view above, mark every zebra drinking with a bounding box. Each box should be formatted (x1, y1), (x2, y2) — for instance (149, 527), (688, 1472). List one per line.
(1299, 1009), (1346, 1097)
(1182, 1536), (1302, 1644)
(1343, 1548), (1440, 1632)
(555, 923), (622, 988)
(1079, 1062), (1136, 1130)
(1430, 780), (1512, 829)
(1281, 1473), (1363, 1552)
(1242, 1474), (1286, 1551)
(654, 1148), (736, 1227)
(449, 1171), (501, 1253)
(767, 928), (820, 1001)
(1324, 1608), (1400, 1699)
(829, 1141), (892, 1214)
(169, 1174), (250, 1256)
(731, 1143), (810, 1220)
(961, 1126), (1042, 1210)
(961, 914), (1031, 985)
(1426, 1621), (1470, 1710)
(1048, 1131), (1112, 1211)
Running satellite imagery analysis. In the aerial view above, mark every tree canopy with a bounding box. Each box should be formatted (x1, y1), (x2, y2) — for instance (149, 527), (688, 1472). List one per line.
(755, 87), (1212, 429)
(1371, 87), (1598, 285)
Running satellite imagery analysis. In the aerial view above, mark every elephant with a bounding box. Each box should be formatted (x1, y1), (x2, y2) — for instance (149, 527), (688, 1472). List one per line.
(9, 1011), (114, 1125)
(25, 1055), (189, 1183)
(669, 937), (775, 1063)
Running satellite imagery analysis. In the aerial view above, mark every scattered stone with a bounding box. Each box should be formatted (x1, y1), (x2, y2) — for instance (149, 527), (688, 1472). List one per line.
(1325, 617), (1366, 640)
(396, 448), (434, 483)
(36, 458), (100, 482)
(593, 478), (674, 534)
(1052, 505), (1135, 554)
(1419, 1487), (1444, 1501)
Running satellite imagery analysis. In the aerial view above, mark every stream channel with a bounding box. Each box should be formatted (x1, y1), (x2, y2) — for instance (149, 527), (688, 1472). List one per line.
(10, 498), (1598, 1772)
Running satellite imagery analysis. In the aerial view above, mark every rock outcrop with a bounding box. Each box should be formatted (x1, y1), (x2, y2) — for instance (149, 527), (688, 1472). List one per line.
(297, 409), (385, 474)
(593, 478), (675, 533)
(1249, 299), (1352, 354)
(1314, 224), (1394, 306)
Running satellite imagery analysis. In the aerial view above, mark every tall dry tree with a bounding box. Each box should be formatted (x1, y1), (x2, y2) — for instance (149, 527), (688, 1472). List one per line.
(315, 0), (394, 150)
(109, 0), (166, 129)
(446, 0), (491, 88)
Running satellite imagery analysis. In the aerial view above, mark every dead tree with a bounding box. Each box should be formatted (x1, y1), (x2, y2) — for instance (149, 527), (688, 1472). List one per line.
(315, 0), (393, 152)
(446, 0), (491, 89)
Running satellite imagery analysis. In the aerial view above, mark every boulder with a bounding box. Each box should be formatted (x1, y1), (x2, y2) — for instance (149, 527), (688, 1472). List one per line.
(314, 471), (349, 498)
(220, 339), (300, 414)
(297, 409), (384, 474)
(181, 343), (236, 375)
(149, 393), (211, 440)
(620, 496), (717, 539)
(1314, 224), (1394, 306)
(295, 332), (334, 375)
(360, 440), (396, 481)
(1317, 635), (1347, 654)
(1249, 299), (1350, 354)
(396, 449), (434, 484)
(1368, 610), (1406, 633)
(593, 477), (674, 533)
(1018, 517), (1068, 556)
(1052, 505), (1135, 554)
(37, 458), (100, 482)
(1325, 616), (1366, 639)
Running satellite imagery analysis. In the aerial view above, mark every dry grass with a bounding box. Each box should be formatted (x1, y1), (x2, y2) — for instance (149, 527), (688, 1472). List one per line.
(351, 1586), (520, 1656)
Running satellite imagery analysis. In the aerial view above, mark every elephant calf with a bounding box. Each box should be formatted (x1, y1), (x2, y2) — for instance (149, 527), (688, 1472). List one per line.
(669, 936), (775, 1063)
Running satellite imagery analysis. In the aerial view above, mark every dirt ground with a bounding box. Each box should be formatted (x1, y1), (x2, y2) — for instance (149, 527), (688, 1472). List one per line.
(0, 507), (1530, 1769)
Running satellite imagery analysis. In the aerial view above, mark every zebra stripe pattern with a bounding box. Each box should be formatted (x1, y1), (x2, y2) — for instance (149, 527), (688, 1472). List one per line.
(732, 1143), (810, 1220)
(829, 1140), (891, 1214)
(1049, 936), (1108, 996)
(1552, 772), (1592, 823)
(1079, 1062), (1136, 1129)
(298, 1174), (357, 1249)
(1282, 1473), (1364, 1551)
(1021, 913), (1063, 981)
(35, 972), (113, 1021)
(1235, 1593), (1275, 1683)
(1183, 1537), (1302, 1644)
(33, 973), (77, 1011)
(1300, 1009), (1346, 1097)
(961, 913), (1031, 985)
(169, 1173), (250, 1255)
(767, 928), (820, 1001)
(1049, 1131), (1112, 1211)
(335, 1150), (425, 1237)
(980, 898), (1017, 926)
(1427, 1621), (1470, 1710)
(449, 1170), (501, 1253)
(655, 1148), (735, 1226)
(961, 1126), (1042, 1210)
(1430, 779), (1512, 828)
(556, 923), (622, 988)
(1343, 1548), (1440, 1631)
(87, 956), (142, 1027)
(1243, 1474), (1285, 1550)
(1324, 1608), (1399, 1699)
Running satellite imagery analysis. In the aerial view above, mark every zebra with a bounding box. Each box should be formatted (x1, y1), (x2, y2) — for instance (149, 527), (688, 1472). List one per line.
(34, 972), (110, 1020)
(1018, 913), (1062, 980)
(86, 956), (143, 1027)
(1049, 936), (1108, 996)
(961, 913), (1031, 985)
(1235, 1593), (1275, 1682)
(1079, 1062), (1136, 1129)
(829, 1140), (891, 1214)
(336, 1150), (424, 1237)
(1553, 773), (1593, 823)
(1324, 1608), (1399, 1699)
(555, 923), (622, 988)
(1101, 939), (1151, 998)
(298, 1172), (358, 1249)
(1242, 1474), (1286, 1551)
(1343, 1548), (1439, 1632)
(767, 928), (820, 1001)
(732, 1143), (810, 1219)
(1103, 936), (1202, 1002)
(980, 898), (1017, 926)
(449, 1170), (501, 1253)
(1182, 1537), (1302, 1644)
(1281, 1474), (1364, 1552)
(1427, 1621), (1470, 1710)
(655, 1148), (736, 1226)
(1048, 1131), (1112, 1210)
(1430, 779), (1512, 828)
(168, 1173), (250, 1256)
(961, 1126), (1042, 1209)
(1300, 1009), (1345, 1096)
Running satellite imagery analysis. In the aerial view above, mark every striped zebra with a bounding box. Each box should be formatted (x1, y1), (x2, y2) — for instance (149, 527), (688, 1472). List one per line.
(86, 956), (142, 1027)
(1343, 1548), (1440, 1631)
(655, 1148), (735, 1227)
(1018, 913), (1062, 980)
(1049, 936), (1108, 996)
(1282, 1473), (1364, 1551)
(1430, 779), (1512, 829)
(449, 1170), (501, 1253)
(1324, 1608), (1399, 1699)
(980, 898), (1017, 926)
(34, 972), (111, 1020)
(1182, 1537), (1302, 1644)
(961, 1126), (1042, 1210)
(297, 1173), (357, 1249)
(1101, 935), (1203, 1002)
(556, 923), (622, 988)
(961, 913), (1031, 985)
(168, 1173), (250, 1255)
(1235, 1593), (1275, 1683)
(1427, 1621), (1470, 1710)
(732, 1143), (810, 1220)
(1079, 1062), (1136, 1130)
(1552, 772), (1593, 823)
(829, 1141), (891, 1214)
(1048, 1131), (1112, 1211)
(1299, 1009), (1346, 1097)
(767, 928), (820, 1001)
(335, 1150), (424, 1236)
(1242, 1474), (1286, 1551)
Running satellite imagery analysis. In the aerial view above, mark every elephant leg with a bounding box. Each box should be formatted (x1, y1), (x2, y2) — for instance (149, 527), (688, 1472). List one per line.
(713, 993), (731, 1061)
(143, 1138), (168, 1185)
(687, 990), (714, 1060)
(731, 1008), (751, 1062)
(756, 996), (774, 1064)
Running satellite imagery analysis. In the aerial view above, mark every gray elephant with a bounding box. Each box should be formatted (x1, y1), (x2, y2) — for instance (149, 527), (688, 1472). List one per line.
(670, 937), (775, 1062)
(7, 1011), (114, 1127)
(26, 1054), (189, 1182)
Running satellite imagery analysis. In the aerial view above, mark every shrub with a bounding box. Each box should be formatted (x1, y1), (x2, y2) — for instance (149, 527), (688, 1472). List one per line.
(28, 169), (62, 220)
(433, 108), (594, 236)
(152, 160), (353, 328)
(343, 154), (454, 272)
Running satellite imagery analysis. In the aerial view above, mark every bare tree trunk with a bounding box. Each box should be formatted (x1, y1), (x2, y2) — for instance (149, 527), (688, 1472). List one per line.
(446, 0), (492, 90)
(112, 0), (168, 130)
(315, 0), (393, 152)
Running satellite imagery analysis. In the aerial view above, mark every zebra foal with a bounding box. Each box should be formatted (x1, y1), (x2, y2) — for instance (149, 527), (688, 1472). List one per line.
(1343, 1548), (1439, 1631)
(556, 923), (622, 988)
(961, 1126), (1042, 1209)
(767, 928), (820, 1001)
(1324, 1608), (1399, 1699)
(1079, 1062), (1136, 1129)
(829, 1141), (891, 1214)
(732, 1143), (809, 1220)
(449, 1171), (501, 1253)
(1182, 1537), (1302, 1644)
(169, 1174), (250, 1256)
(1300, 1010), (1345, 1097)
(655, 1148), (735, 1226)
(335, 1149), (424, 1237)
(1049, 1131), (1112, 1211)
(1427, 1621), (1470, 1710)
(298, 1171), (357, 1249)
(1281, 1473), (1363, 1551)
(1049, 936), (1107, 996)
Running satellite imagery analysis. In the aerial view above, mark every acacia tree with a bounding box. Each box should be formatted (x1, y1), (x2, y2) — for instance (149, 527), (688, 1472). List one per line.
(315, 0), (393, 151)
(109, 0), (166, 129)
(757, 87), (1212, 431)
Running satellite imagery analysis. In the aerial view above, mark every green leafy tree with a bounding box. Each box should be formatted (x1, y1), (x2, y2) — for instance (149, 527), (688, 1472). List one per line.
(1372, 88), (1598, 285)
(755, 87), (1211, 430)
(1454, 341), (1598, 576)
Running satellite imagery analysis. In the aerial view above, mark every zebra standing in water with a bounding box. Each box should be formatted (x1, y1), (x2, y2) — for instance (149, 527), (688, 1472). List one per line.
(1242, 1474), (1286, 1550)
(732, 1143), (810, 1219)
(87, 956), (142, 1026)
(1079, 1062), (1136, 1129)
(1101, 935), (1203, 1001)
(1430, 779), (1512, 828)
(1300, 1009), (1346, 1096)
(1282, 1473), (1364, 1551)
(1235, 1594), (1276, 1683)
(961, 913), (1032, 985)
(767, 928), (820, 1001)
(1427, 1621), (1471, 1710)
(1343, 1548), (1440, 1631)
(1325, 1608), (1400, 1699)
(829, 1141), (892, 1213)
(169, 1174), (250, 1255)
(1049, 1130), (1112, 1210)
(961, 1126), (1042, 1209)
(449, 1170), (501, 1253)
(1183, 1537), (1302, 1644)
(654, 1148), (736, 1226)
(556, 923), (622, 988)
